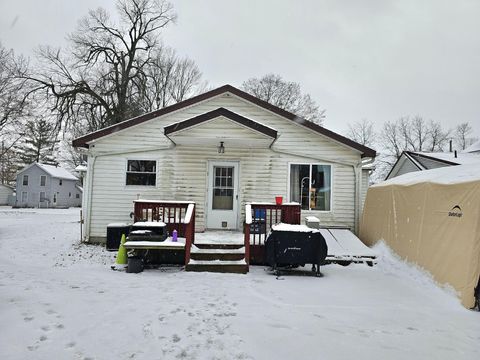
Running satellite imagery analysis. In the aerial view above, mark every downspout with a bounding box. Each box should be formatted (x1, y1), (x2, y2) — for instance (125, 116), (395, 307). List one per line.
(84, 153), (96, 243)
(353, 157), (375, 234)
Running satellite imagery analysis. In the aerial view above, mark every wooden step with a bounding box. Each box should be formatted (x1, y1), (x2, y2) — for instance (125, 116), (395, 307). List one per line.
(190, 252), (245, 261)
(185, 259), (249, 274)
(190, 245), (245, 261)
(193, 243), (244, 250)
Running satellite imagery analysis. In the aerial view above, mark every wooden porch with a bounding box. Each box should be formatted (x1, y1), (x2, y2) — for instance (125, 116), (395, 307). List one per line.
(128, 200), (301, 273)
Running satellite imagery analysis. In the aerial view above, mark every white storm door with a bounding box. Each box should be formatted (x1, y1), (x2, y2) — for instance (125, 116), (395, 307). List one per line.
(206, 161), (239, 229)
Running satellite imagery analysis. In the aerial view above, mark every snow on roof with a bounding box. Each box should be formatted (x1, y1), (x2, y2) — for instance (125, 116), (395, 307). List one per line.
(36, 163), (78, 180)
(412, 151), (480, 165)
(375, 163), (480, 186)
(463, 139), (480, 153)
(75, 165), (87, 172)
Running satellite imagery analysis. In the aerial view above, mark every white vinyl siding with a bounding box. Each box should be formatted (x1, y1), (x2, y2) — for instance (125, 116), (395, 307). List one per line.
(85, 94), (362, 239)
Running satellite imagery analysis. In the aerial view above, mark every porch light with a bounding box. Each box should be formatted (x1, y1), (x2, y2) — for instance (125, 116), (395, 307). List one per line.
(218, 141), (225, 154)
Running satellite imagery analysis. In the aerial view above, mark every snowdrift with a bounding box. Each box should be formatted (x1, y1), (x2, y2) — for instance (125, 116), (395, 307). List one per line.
(360, 164), (480, 308)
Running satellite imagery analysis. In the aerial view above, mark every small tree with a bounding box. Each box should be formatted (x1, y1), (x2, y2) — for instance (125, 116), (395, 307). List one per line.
(454, 122), (473, 150)
(346, 119), (375, 147)
(16, 117), (58, 166)
(242, 74), (325, 124)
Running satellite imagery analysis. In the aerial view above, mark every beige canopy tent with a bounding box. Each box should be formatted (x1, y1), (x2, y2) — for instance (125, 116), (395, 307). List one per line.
(360, 164), (480, 308)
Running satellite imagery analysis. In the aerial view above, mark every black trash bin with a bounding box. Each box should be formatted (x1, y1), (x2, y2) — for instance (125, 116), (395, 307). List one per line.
(127, 256), (144, 273)
(106, 223), (131, 251)
(265, 224), (328, 276)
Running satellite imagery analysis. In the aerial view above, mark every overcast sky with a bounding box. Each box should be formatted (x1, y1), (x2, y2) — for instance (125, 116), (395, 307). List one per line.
(1, 0), (479, 139)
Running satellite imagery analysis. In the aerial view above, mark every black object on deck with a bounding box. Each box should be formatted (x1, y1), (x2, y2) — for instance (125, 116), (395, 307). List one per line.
(128, 222), (168, 241)
(106, 223), (130, 251)
(265, 227), (328, 276)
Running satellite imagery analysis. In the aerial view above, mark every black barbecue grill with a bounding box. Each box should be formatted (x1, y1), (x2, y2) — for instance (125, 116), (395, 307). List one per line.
(265, 224), (328, 276)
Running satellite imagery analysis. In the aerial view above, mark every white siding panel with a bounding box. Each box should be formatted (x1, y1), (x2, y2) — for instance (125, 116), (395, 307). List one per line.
(90, 94), (360, 163)
(89, 146), (357, 238)
(87, 94), (363, 239)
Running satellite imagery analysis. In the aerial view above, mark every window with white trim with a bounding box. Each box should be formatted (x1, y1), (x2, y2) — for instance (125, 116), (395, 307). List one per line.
(289, 164), (332, 211)
(21, 191), (27, 202)
(126, 160), (156, 186)
(40, 192), (46, 202)
(23, 175), (28, 186)
(40, 175), (46, 186)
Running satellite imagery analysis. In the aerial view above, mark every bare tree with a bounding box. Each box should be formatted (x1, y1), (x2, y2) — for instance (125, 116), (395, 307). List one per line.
(21, 0), (206, 136)
(346, 119), (375, 147)
(137, 46), (206, 112)
(427, 120), (450, 152)
(454, 122), (473, 150)
(0, 43), (31, 184)
(0, 43), (29, 134)
(242, 74), (325, 125)
(375, 115), (453, 179)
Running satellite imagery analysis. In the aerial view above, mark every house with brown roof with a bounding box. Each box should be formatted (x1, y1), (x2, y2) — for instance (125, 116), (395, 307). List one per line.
(73, 85), (376, 243)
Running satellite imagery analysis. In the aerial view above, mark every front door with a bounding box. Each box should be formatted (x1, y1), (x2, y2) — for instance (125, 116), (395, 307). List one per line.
(206, 161), (239, 229)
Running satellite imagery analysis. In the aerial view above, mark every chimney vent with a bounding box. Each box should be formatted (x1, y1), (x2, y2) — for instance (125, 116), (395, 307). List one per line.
(449, 140), (453, 152)
(454, 150), (458, 158)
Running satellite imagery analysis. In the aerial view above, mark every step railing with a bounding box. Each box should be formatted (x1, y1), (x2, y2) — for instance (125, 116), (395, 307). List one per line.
(133, 200), (195, 265)
(244, 202), (302, 264)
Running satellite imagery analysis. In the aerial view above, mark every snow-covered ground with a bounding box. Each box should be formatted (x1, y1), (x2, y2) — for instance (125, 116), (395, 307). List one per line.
(0, 207), (478, 360)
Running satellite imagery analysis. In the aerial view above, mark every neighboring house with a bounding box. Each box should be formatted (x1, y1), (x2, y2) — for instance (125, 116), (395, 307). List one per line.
(15, 163), (82, 208)
(73, 84), (376, 243)
(386, 146), (480, 180)
(0, 184), (14, 205)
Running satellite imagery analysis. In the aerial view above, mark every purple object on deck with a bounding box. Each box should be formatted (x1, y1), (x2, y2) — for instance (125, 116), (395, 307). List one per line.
(172, 229), (178, 242)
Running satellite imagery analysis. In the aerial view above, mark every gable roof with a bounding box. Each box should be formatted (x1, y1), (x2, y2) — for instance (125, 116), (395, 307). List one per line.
(164, 107), (278, 139)
(385, 150), (480, 180)
(18, 163), (78, 181)
(72, 84), (376, 158)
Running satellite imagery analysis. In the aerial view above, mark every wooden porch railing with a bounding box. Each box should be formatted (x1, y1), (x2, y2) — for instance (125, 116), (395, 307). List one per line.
(133, 200), (195, 265)
(244, 202), (301, 264)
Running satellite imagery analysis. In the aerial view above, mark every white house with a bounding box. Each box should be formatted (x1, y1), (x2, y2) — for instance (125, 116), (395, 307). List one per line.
(15, 163), (82, 208)
(73, 85), (376, 243)
(0, 184), (14, 205)
(386, 147), (480, 180)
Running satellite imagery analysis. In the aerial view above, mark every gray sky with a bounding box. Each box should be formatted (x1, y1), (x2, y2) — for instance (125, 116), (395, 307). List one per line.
(1, 0), (479, 139)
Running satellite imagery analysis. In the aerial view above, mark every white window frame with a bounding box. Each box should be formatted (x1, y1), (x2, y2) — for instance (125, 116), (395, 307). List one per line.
(40, 191), (46, 202)
(40, 175), (46, 186)
(21, 191), (28, 202)
(125, 159), (157, 187)
(23, 175), (28, 186)
(287, 162), (333, 212)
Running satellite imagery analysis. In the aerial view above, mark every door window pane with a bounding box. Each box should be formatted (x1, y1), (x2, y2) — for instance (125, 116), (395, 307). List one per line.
(212, 166), (234, 210)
